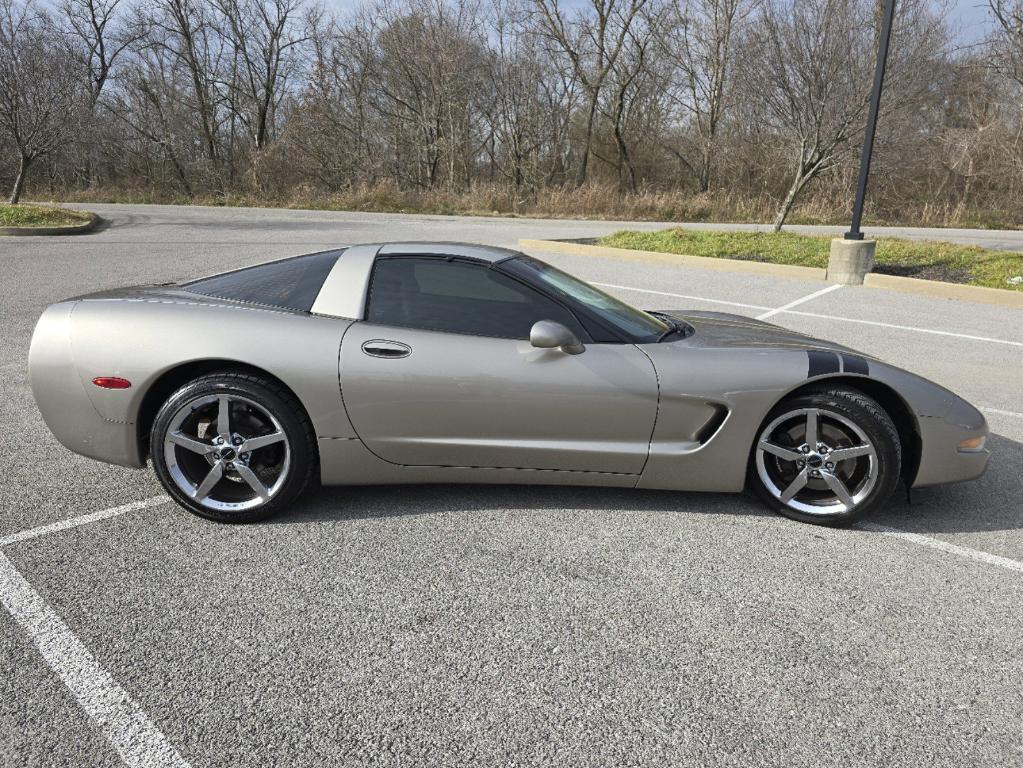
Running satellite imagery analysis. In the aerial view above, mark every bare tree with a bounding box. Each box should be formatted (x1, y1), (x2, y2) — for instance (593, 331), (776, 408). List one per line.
(214, 0), (308, 151)
(286, 12), (378, 188)
(61, 0), (142, 106)
(58, 0), (145, 187)
(365, 0), (489, 189)
(485, 5), (546, 195)
(744, 0), (873, 230)
(0, 0), (87, 202)
(594, 10), (656, 192)
(935, 57), (1004, 211)
(988, 0), (1023, 194)
(531, 0), (648, 185)
(483, 1), (578, 199)
(654, 0), (752, 191)
(0, 0), (1015, 227)
(989, 0), (1023, 97)
(101, 3), (214, 195)
(151, 0), (226, 166)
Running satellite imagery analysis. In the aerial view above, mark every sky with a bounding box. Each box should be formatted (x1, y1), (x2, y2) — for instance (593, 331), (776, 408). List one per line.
(948, 0), (997, 45)
(319, 0), (1000, 46)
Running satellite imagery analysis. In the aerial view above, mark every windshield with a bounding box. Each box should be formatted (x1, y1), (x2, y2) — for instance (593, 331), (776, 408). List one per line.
(502, 256), (669, 343)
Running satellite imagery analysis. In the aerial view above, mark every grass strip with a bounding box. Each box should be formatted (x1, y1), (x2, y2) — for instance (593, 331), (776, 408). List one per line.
(599, 228), (1023, 291)
(0, 204), (93, 229)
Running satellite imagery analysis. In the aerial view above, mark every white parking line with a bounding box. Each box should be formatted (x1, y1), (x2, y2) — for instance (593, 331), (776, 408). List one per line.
(595, 282), (1023, 348)
(0, 553), (191, 767)
(756, 284), (844, 320)
(0, 496), (170, 548)
(0, 496), (184, 767)
(781, 308), (1023, 348)
(980, 406), (1023, 419)
(0, 481), (1016, 768)
(859, 523), (1023, 573)
(592, 282), (774, 311)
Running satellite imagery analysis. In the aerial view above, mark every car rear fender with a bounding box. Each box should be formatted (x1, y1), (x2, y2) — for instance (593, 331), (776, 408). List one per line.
(65, 298), (358, 445)
(29, 301), (141, 466)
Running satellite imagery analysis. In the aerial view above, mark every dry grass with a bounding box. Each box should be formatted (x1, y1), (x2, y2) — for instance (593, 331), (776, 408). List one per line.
(54, 181), (1023, 230)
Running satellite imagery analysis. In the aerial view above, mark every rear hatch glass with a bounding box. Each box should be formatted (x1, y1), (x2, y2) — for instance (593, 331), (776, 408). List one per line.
(184, 250), (343, 312)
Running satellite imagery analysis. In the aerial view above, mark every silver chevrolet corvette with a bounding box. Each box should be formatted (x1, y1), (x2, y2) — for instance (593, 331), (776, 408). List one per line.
(29, 242), (989, 526)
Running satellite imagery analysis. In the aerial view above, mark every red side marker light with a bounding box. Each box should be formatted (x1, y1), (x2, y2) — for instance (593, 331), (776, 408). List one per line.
(92, 376), (132, 389)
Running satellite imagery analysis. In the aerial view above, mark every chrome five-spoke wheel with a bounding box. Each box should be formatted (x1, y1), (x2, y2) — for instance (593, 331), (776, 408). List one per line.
(163, 393), (291, 512)
(755, 406), (879, 517)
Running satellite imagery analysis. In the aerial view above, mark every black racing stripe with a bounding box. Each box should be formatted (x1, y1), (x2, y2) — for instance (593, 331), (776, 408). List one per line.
(841, 354), (869, 375)
(807, 350), (840, 378)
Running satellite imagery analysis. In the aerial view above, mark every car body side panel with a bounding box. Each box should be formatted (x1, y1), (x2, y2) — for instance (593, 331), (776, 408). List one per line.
(636, 312), (988, 492)
(47, 298), (357, 466)
(639, 310), (864, 492)
(30, 261), (989, 497)
(318, 436), (640, 487)
(310, 244), (380, 319)
(338, 322), (660, 473)
(847, 359), (988, 486)
(29, 302), (140, 466)
(637, 344), (810, 491)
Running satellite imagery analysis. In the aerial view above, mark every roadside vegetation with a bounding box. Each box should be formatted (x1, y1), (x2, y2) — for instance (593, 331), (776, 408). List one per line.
(1, 0), (1021, 231)
(56, 184), (1023, 231)
(599, 229), (1023, 291)
(0, 204), (91, 228)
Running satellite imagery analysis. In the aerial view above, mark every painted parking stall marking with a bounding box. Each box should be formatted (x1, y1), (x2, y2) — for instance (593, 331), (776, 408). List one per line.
(0, 482), (1017, 768)
(981, 406), (1023, 419)
(0, 553), (191, 768)
(595, 282), (1023, 348)
(756, 283), (844, 320)
(783, 307), (1023, 348)
(592, 281), (1023, 416)
(0, 497), (189, 768)
(0, 496), (170, 548)
(592, 282), (774, 312)
(860, 523), (1023, 573)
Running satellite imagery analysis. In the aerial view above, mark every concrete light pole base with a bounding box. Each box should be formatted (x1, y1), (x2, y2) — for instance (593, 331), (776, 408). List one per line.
(827, 238), (876, 285)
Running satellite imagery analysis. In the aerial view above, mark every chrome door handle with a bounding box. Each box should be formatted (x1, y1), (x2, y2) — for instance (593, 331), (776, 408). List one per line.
(362, 340), (411, 359)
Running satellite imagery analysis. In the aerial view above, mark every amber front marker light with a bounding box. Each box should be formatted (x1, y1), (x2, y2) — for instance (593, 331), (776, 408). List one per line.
(92, 376), (132, 389)
(957, 436), (986, 452)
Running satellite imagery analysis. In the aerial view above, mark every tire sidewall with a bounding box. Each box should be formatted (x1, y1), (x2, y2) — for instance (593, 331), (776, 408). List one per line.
(150, 375), (315, 522)
(748, 387), (901, 526)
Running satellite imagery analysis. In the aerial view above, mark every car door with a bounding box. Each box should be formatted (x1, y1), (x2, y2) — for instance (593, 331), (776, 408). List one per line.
(338, 255), (659, 474)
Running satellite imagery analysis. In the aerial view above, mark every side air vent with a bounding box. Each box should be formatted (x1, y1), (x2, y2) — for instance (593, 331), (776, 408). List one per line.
(695, 404), (729, 444)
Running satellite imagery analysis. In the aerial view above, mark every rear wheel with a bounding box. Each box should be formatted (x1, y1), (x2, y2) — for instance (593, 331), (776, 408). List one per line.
(150, 373), (316, 522)
(749, 386), (901, 526)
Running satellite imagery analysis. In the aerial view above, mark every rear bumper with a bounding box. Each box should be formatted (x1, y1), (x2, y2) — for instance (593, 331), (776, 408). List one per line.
(29, 302), (143, 468)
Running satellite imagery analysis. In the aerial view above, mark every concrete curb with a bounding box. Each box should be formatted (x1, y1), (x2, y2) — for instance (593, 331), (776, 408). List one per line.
(862, 272), (1023, 307)
(518, 238), (1023, 310)
(518, 238), (827, 281)
(0, 211), (101, 237)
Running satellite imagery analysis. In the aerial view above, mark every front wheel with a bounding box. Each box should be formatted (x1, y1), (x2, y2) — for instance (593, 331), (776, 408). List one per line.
(749, 386), (901, 526)
(150, 372), (317, 522)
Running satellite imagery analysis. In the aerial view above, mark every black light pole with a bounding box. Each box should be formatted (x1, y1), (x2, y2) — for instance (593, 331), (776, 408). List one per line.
(845, 0), (897, 240)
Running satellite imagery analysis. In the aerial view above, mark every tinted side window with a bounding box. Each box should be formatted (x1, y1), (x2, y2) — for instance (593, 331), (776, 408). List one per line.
(366, 257), (587, 340)
(185, 250), (342, 311)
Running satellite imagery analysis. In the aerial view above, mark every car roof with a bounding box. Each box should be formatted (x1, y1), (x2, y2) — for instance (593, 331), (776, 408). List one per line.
(375, 242), (521, 264)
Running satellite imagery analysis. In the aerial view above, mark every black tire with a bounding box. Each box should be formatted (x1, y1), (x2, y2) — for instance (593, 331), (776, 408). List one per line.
(150, 372), (317, 523)
(748, 385), (901, 526)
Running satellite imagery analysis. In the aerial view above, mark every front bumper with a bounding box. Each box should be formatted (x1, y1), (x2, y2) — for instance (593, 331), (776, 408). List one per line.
(912, 401), (990, 488)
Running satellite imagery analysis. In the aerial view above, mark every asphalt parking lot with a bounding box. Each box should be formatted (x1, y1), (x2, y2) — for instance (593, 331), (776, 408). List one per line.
(1, 204), (1021, 767)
